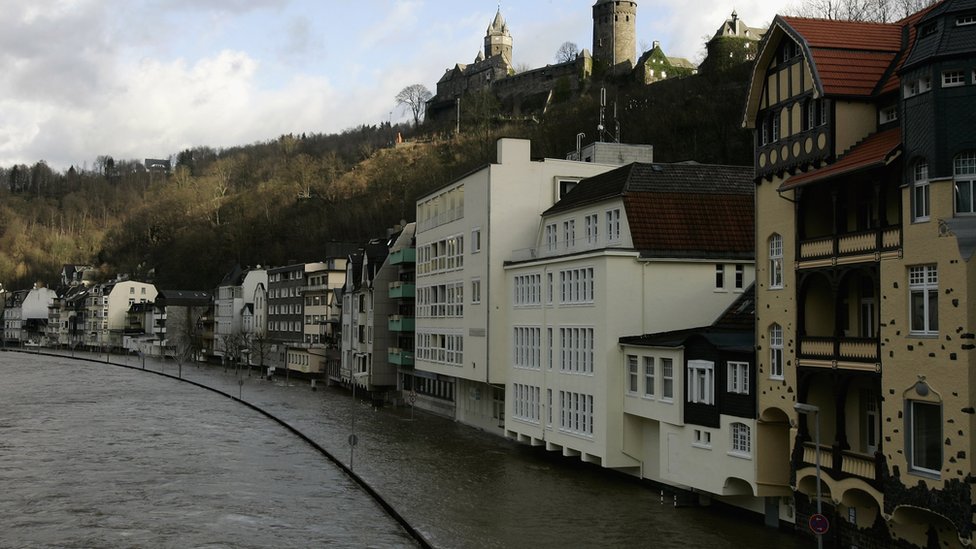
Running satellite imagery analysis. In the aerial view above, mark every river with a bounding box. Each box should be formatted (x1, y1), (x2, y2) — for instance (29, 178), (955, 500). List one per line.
(0, 351), (812, 548)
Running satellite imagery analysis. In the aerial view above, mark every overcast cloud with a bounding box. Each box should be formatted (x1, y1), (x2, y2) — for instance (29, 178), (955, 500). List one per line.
(0, 0), (787, 170)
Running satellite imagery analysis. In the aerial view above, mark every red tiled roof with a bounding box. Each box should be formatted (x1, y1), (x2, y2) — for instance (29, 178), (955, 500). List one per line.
(779, 127), (902, 191)
(625, 193), (754, 257)
(782, 17), (903, 97)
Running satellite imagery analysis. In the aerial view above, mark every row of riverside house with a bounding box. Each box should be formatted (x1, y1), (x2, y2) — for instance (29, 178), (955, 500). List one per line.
(1, 2), (972, 546)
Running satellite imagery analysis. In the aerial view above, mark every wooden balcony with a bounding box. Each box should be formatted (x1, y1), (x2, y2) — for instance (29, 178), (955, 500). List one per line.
(798, 336), (880, 372)
(798, 226), (901, 269)
(798, 442), (881, 487)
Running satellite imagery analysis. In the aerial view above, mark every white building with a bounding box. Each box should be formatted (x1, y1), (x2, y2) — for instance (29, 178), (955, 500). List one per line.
(503, 162), (756, 483)
(413, 138), (623, 431)
(214, 266), (268, 358)
(85, 278), (157, 349)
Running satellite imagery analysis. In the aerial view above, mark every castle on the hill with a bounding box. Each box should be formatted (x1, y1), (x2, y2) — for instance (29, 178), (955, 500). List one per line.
(426, 2), (765, 123)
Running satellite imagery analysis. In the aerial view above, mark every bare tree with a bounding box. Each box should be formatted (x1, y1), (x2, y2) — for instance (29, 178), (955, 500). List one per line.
(171, 334), (194, 379)
(395, 84), (433, 127)
(787, 0), (936, 21)
(251, 331), (274, 378)
(555, 41), (579, 63)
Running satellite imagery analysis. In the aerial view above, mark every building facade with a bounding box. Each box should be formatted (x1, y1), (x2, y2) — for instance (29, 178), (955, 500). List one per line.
(744, 2), (976, 546)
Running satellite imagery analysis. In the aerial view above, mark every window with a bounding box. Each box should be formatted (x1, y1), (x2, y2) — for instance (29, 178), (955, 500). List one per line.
(471, 279), (481, 304)
(585, 214), (599, 245)
(547, 389), (553, 426)
(730, 423), (751, 456)
(954, 152), (976, 214)
(771, 112), (780, 142)
(559, 326), (594, 374)
(545, 224), (558, 252)
(627, 355), (639, 394)
(514, 274), (542, 306)
(914, 161), (930, 221)
(761, 117), (769, 145)
(942, 70), (966, 87)
(643, 357), (655, 398)
(129, 287), (135, 294)
(727, 361), (749, 394)
(880, 105), (898, 124)
(559, 267), (595, 304)
(715, 264), (726, 289)
(805, 99), (815, 130)
(693, 429), (712, 448)
(770, 324), (784, 379)
(558, 179), (578, 199)
(819, 99), (828, 126)
(769, 234), (783, 289)
(513, 327), (541, 370)
(546, 272), (554, 304)
(958, 15), (976, 26)
(606, 209), (621, 241)
(559, 391), (594, 437)
(661, 358), (674, 400)
(563, 220), (576, 248)
(908, 400), (942, 476)
(471, 228), (482, 253)
(735, 264), (745, 290)
(512, 383), (541, 423)
(687, 360), (714, 405)
(909, 265), (939, 335)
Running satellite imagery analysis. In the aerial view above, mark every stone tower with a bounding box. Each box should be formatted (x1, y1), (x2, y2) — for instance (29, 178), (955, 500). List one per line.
(592, 0), (637, 74)
(484, 8), (513, 66)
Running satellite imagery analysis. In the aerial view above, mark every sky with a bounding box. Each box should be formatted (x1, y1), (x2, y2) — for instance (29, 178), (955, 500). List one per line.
(0, 0), (790, 170)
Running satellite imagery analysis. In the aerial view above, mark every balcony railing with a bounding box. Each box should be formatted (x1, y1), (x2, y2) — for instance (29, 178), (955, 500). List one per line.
(798, 226), (901, 268)
(798, 442), (881, 485)
(798, 336), (880, 371)
(389, 248), (416, 265)
(388, 315), (415, 332)
(389, 281), (416, 299)
(388, 347), (415, 366)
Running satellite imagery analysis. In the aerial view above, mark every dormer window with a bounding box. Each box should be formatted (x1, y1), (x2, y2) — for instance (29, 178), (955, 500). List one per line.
(957, 15), (976, 26)
(943, 70), (966, 87)
(880, 105), (898, 124)
(919, 21), (937, 38)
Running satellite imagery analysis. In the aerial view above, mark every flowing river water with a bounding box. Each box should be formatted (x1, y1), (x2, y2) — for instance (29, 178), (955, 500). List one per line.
(0, 351), (812, 548)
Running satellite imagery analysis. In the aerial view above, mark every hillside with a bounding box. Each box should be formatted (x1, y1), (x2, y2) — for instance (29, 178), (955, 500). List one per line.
(0, 60), (755, 291)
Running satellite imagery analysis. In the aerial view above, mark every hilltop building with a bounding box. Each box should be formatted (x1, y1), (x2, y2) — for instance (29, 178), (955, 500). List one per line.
(743, 0), (976, 546)
(427, 5), (765, 122)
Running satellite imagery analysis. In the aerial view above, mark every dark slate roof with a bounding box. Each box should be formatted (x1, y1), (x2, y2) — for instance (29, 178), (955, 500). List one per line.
(347, 251), (365, 291)
(218, 264), (245, 286)
(902, 0), (976, 71)
(157, 289), (211, 306)
(546, 162), (754, 259)
(619, 284), (756, 352)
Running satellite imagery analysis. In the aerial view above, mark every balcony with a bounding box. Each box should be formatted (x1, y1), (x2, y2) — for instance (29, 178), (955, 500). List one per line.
(388, 281), (416, 299)
(798, 336), (880, 372)
(389, 248), (416, 265)
(388, 315), (415, 332)
(388, 347), (415, 366)
(798, 442), (881, 486)
(798, 226), (901, 269)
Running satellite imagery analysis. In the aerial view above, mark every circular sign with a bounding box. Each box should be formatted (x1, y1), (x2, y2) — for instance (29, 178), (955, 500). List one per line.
(348, 434), (358, 447)
(809, 513), (830, 535)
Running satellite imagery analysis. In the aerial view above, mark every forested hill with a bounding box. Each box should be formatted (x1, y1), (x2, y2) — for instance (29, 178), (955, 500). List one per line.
(0, 58), (755, 291)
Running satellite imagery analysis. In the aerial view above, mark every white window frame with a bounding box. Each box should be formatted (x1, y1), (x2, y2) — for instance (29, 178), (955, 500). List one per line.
(545, 224), (558, 252)
(914, 161), (930, 222)
(606, 209), (621, 242)
(471, 278), (481, 304)
(715, 264), (726, 290)
(769, 324), (784, 379)
(880, 105), (898, 124)
(730, 423), (752, 457)
(954, 152), (976, 215)
(909, 265), (939, 336)
(693, 429), (712, 449)
(727, 361), (749, 394)
(734, 264), (745, 290)
(471, 228), (482, 253)
(958, 15), (976, 26)
(769, 234), (784, 289)
(942, 69), (966, 87)
(563, 219), (576, 249)
(907, 400), (942, 477)
(627, 355), (639, 394)
(643, 356), (655, 399)
(661, 358), (674, 401)
(585, 213), (599, 245)
(687, 360), (714, 405)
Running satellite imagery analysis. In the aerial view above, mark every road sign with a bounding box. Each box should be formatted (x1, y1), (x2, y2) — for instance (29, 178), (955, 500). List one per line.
(809, 513), (830, 535)
(408, 391), (417, 405)
(348, 434), (358, 447)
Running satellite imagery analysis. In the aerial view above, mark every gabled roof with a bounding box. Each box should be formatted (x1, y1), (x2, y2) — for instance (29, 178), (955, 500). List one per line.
(902, 0), (976, 72)
(779, 127), (902, 191)
(545, 162), (755, 259)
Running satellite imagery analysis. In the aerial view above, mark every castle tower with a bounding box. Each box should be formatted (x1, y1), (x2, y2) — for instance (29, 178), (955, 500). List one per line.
(592, 0), (637, 74)
(484, 8), (513, 66)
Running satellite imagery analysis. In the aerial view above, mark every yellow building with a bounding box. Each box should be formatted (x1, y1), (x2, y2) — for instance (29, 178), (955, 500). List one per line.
(744, 2), (976, 547)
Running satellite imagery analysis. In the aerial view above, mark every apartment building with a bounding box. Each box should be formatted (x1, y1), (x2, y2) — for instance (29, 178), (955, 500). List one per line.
(503, 162), (756, 493)
(744, 2), (976, 546)
(413, 138), (625, 431)
(213, 266), (268, 359)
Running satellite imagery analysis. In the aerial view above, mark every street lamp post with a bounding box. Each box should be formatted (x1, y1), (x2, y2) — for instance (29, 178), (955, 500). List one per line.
(795, 402), (823, 549)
